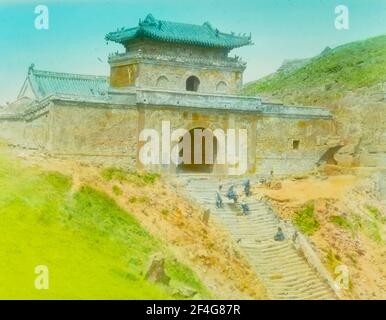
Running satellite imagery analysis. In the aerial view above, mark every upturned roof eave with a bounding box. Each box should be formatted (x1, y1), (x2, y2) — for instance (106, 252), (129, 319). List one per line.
(106, 33), (252, 49)
(105, 15), (252, 49)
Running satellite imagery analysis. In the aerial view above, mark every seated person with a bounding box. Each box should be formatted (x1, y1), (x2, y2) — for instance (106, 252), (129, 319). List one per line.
(274, 227), (285, 241)
(225, 185), (238, 203)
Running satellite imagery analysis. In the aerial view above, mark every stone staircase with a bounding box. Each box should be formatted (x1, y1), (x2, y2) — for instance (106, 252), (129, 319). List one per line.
(179, 174), (337, 300)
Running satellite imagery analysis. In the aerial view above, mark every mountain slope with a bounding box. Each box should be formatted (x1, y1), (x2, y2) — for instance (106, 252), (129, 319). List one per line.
(243, 35), (386, 106)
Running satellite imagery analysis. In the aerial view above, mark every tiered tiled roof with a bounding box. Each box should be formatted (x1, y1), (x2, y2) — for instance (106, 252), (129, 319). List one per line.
(106, 14), (252, 49)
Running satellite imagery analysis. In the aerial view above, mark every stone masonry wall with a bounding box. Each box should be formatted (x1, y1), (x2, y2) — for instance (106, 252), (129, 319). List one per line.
(0, 115), (48, 150)
(0, 120), (28, 146)
(254, 117), (335, 175)
(138, 62), (242, 94)
(47, 103), (139, 169)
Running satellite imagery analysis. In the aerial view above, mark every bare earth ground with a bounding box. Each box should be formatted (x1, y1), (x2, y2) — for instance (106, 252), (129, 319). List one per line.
(253, 168), (386, 299)
(13, 149), (267, 300)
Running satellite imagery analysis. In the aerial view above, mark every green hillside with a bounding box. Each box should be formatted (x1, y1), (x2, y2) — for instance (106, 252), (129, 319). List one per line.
(242, 35), (386, 105)
(0, 153), (208, 299)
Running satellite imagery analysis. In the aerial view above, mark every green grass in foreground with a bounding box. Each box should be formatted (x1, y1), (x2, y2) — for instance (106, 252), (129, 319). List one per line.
(330, 215), (353, 231)
(0, 155), (208, 299)
(293, 203), (320, 236)
(101, 167), (160, 186)
(329, 208), (385, 244)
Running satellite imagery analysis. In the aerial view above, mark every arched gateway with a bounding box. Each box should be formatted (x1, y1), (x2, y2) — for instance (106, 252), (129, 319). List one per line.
(177, 127), (218, 174)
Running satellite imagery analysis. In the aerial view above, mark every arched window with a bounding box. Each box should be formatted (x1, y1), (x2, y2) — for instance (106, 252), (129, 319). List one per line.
(216, 81), (227, 93)
(186, 76), (200, 92)
(156, 76), (168, 88)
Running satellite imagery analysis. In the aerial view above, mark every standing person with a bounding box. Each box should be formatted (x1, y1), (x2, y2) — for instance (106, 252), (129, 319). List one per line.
(215, 190), (223, 208)
(240, 201), (250, 215)
(243, 179), (251, 197)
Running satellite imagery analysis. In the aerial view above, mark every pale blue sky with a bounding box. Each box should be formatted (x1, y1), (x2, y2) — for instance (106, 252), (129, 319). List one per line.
(0, 0), (385, 104)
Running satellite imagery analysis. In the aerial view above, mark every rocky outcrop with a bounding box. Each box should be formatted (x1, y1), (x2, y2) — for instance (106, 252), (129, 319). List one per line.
(277, 58), (311, 75)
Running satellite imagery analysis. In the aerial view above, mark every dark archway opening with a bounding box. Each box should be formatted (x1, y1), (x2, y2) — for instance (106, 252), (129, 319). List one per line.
(317, 145), (344, 166)
(186, 76), (200, 92)
(177, 127), (217, 174)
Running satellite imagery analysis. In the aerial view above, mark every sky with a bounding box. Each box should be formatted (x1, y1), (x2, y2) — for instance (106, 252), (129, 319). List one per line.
(0, 0), (385, 104)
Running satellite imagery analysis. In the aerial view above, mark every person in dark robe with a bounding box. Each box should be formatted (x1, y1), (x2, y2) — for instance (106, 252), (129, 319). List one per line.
(215, 191), (223, 208)
(274, 227), (285, 241)
(240, 201), (250, 215)
(243, 179), (251, 196)
(225, 185), (238, 203)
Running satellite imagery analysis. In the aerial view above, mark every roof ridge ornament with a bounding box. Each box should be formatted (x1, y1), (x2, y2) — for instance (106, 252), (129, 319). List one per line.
(143, 13), (157, 26)
(28, 63), (35, 75)
(203, 22), (213, 30)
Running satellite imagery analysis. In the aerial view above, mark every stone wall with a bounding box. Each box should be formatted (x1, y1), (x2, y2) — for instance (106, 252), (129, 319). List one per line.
(110, 64), (138, 88)
(0, 115), (48, 150)
(255, 117), (336, 175)
(0, 120), (27, 146)
(47, 102), (139, 169)
(138, 62), (242, 94)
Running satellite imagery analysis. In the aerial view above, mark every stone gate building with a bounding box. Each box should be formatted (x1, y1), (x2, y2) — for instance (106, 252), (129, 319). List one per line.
(0, 14), (337, 175)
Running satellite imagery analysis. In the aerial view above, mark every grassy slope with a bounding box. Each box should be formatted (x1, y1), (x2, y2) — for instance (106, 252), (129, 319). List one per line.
(242, 35), (386, 106)
(0, 155), (208, 299)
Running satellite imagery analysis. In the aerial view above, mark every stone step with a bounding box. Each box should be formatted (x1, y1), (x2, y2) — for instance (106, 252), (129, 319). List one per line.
(255, 267), (316, 279)
(249, 255), (305, 265)
(267, 288), (332, 298)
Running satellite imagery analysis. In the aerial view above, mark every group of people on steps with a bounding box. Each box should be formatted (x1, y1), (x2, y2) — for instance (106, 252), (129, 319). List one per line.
(215, 179), (285, 241)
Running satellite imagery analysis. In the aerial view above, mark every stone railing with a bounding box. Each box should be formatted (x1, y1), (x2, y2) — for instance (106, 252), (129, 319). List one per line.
(136, 88), (332, 118)
(294, 232), (344, 299)
(136, 88), (263, 111)
(260, 103), (331, 119)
